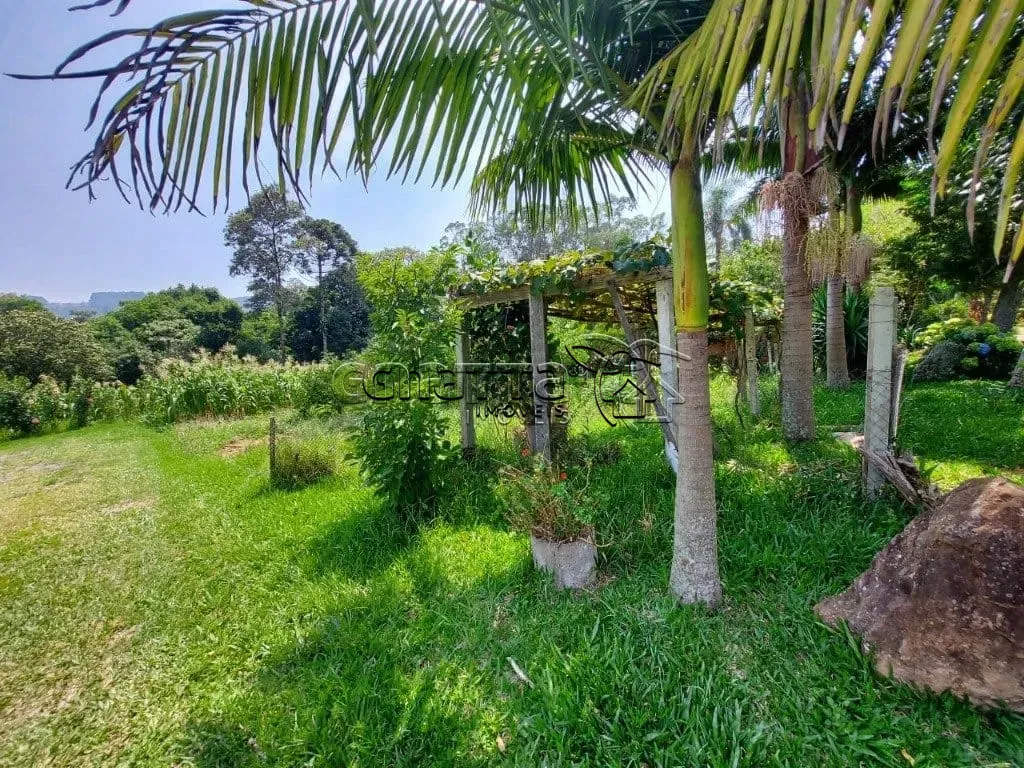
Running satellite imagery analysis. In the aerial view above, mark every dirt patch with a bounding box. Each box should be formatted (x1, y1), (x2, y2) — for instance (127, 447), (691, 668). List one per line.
(101, 500), (153, 516)
(219, 438), (264, 458)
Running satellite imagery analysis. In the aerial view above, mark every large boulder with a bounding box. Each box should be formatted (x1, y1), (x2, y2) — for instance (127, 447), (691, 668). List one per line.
(912, 340), (967, 382)
(816, 477), (1024, 711)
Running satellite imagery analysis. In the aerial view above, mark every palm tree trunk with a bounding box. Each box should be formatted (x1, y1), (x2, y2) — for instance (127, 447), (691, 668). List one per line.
(779, 89), (816, 441)
(668, 157), (721, 607)
(826, 277), (851, 389)
(845, 185), (866, 293)
(992, 258), (1024, 333)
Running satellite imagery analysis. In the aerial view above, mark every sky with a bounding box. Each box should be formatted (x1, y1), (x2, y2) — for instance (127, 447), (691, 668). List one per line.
(0, 1), (672, 302)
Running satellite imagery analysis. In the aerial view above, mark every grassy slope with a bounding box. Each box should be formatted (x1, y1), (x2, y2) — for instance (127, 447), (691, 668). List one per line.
(0, 380), (1021, 767)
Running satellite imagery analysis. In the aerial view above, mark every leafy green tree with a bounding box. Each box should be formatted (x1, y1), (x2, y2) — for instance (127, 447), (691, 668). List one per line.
(135, 318), (201, 360)
(297, 218), (359, 356)
(235, 310), (282, 363)
(88, 314), (152, 384)
(286, 265), (370, 363)
(719, 240), (783, 296)
(225, 187), (305, 360)
(443, 198), (666, 263)
(889, 169), (1024, 332)
(0, 310), (111, 384)
(0, 295), (46, 314)
(111, 285), (243, 352)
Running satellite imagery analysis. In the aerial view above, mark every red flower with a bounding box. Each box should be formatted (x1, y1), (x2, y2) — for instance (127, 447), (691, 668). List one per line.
(520, 448), (530, 457)
(559, 472), (567, 481)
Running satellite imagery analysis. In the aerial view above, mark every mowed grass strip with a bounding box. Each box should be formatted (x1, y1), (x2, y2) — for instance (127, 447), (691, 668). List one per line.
(0, 381), (1021, 766)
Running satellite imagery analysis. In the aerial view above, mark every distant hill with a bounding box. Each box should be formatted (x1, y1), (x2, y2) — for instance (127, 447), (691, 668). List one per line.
(25, 291), (148, 318)
(18, 291), (250, 317)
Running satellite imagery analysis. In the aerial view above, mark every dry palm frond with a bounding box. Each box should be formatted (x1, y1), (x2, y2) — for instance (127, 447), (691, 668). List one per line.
(807, 167), (840, 212)
(846, 234), (876, 289)
(806, 213), (848, 283)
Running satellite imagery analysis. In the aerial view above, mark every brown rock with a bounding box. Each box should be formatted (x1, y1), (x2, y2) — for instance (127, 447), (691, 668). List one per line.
(816, 477), (1024, 711)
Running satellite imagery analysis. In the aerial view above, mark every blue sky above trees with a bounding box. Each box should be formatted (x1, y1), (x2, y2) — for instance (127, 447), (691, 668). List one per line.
(0, 2), (671, 302)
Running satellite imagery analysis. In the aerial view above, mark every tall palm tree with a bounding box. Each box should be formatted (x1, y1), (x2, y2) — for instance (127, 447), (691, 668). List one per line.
(637, 0), (1024, 286)
(633, 0), (1024, 440)
(703, 179), (754, 269)
(22, 0), (728, 605)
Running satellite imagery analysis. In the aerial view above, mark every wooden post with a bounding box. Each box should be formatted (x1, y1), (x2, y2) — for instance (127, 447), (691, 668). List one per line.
(269, 417), (277, 482)
(610, 284), (676, 448)
(455, 322), (476, 457)
(864, 286), (897, 498)
(655, 279), (678, 432)
(744, 309), (761, 417)
(528, 292), (551, 462)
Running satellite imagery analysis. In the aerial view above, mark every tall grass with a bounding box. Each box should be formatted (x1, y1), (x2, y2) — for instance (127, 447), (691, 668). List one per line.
(0, 354), (340, 438)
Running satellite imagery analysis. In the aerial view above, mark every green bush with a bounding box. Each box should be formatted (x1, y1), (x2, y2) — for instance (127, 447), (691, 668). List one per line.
(914, 321), (1022, 381)
(350, 400), (454, 524)
(349, 246), (459, 525)
(270, 437), (335, 489)
(811, 285), (870, 375)
(293, 360), (345, 418)
(0, 375), (36, 437)
(913, 340), (968, 382)
(0, 309), (111, 384)
(496, 462), (593, 542)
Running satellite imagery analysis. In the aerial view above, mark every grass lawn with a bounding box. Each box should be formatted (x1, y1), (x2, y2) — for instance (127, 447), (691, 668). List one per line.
(0, 378), (1021, 766)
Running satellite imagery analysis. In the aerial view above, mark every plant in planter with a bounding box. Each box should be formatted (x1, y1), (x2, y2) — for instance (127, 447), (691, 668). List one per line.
(497, 461), (597, 590)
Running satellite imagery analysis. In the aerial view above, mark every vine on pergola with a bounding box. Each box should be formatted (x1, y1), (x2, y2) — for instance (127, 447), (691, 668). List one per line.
(453, 240), (779, 339)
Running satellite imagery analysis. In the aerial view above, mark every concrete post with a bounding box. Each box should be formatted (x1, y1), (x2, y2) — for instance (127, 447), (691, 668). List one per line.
(744, 309), (761, 417)
(455, 322), (476, 457)
(655, 280), (678, 434)
(528, 292), (551, 462)
(864, 286), (897, 498)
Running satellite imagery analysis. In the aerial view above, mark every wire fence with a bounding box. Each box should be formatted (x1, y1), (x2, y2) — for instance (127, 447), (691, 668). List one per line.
(268, 416), (344, 489)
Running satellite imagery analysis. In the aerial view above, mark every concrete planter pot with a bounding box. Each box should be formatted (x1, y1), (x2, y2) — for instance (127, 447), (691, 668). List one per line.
(530, 534), (597, 590)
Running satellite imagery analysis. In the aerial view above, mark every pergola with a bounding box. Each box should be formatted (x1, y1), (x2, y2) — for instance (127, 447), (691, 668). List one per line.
(449, 246), (764, 462)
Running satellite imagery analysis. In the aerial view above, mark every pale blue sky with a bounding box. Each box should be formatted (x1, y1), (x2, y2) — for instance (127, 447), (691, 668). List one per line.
(0, 1), (671, 302)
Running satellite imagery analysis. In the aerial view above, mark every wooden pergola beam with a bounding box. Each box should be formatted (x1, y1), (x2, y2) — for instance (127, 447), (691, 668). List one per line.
(455, 265), (673, 309)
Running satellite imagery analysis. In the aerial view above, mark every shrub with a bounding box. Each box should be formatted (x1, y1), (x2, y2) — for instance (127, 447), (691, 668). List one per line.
(914, 321), (1022, 381)
(812, 285), (870, 375)
(350, 400), (454, 524)
(271, 437), (336, 489)
(294, 361), (345, 418)
(496, 462), (593, 542)
(0, 375), (36, 437)
(27, 376), (66, 427)
(349, 247), (460, 525)
(0, 309), (112, 384)
(67, 377), (95, 429)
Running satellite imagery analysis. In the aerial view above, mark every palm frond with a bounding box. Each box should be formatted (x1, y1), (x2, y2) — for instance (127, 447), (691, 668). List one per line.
(632, 0), (1024, 266)
(14, 0), (542, 214)
(470, 109), (662, 232)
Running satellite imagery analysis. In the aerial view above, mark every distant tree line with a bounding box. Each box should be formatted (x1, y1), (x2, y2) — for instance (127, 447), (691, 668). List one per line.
(0, 188), (371, 386)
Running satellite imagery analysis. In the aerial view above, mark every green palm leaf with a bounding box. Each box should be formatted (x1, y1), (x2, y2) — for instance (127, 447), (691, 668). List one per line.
(632, 0), (1024, 267)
